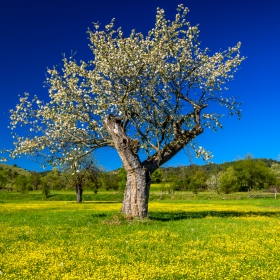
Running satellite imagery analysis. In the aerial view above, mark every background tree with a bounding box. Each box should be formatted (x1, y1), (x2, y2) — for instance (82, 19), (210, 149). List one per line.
(5, 5), (244, 217)
(14, 175), (31, 194)
(218, 166), (239, 194)
(62, 155), (100, 202)
(188, 168), (207, 194)
(151, 169), (163, 184)
(270, 163), (280, 199)
(40, 176), (51, 198)
(170, 167), (189, 191)
(100, 172), (119, 191)
(206, 174), (220, 193)
(31, 171), (41, 191)
(42, 168), (63, 190)
(206, 165), (221, 193)
(0, 169), (8, 190)
(233, 155), (276, 194)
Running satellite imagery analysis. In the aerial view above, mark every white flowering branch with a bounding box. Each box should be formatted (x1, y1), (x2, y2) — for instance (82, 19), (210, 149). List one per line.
(2, 5), (244, 170)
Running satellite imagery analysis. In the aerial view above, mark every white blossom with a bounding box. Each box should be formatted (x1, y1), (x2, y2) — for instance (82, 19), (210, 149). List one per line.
(3, 5), (244, 167)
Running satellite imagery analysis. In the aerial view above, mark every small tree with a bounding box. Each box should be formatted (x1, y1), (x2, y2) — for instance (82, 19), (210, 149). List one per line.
(218, 167), (239, 194)
(5, 5), (244, 217)
(15, 175), (31, 194)
(40, 177), (51, 198)
(62, 155), (100, 202)
(206, 173), (220, 193)
(151, 169), (163, 184)
(233, 155), (277, 195)
(206, 165), (221, 193)
(31, 171), (41, 191)
(170, 167), (189, 191)
(188, 169), (207, 194)
(42, 168), (63, 190)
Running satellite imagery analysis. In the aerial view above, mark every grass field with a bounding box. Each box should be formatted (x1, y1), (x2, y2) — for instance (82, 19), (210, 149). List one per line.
(0, 192), (280, 279)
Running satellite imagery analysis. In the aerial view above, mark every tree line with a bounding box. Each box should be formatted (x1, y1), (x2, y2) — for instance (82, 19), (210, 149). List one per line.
(1, 155), (279, 200)
(0, 164), (126, 201)
(153, 155), (280, 196)
(0, 166), (101, 201)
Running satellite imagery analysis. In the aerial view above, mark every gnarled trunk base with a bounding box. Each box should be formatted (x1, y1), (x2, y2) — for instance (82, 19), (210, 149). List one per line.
(122, 167), (150, 218)
(104, 115), (151, 218)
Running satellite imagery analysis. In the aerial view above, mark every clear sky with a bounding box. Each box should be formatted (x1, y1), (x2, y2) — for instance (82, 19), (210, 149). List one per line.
(0, 0), (279, 171)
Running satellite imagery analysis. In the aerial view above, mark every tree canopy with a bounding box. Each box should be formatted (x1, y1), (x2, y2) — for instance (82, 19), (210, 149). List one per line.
(6, 5), (243, 167)
(3, 5), (244, 217)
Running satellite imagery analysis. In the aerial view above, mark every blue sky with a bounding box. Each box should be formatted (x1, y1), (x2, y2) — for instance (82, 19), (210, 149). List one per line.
(0, 0), (279, 171)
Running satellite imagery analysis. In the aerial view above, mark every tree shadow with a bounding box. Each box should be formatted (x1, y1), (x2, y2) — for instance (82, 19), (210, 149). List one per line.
(149, 210), (280, 221)
(92, 213), (107, 218)
(65, 201), (120, 204)
(47, 194), (57, 198)
(83, 201), (120, 204)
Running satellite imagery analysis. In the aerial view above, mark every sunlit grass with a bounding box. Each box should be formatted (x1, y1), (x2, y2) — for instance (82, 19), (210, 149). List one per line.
(0, 199), (280, 279)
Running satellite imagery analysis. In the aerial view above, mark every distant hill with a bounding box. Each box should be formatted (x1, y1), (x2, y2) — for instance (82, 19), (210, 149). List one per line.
(0, 163), (31, 176)
(1, 157), (279, 177)
(162, 158), (280, 173)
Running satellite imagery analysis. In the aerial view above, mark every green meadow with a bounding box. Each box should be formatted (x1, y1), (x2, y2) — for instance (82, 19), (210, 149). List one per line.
(0, 189), (280, 279)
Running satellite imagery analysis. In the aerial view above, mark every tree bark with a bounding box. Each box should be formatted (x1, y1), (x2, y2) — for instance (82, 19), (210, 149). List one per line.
(122, 166), (151, 217)
(104, 115), (151, 218)
(76, 183), (83, 203)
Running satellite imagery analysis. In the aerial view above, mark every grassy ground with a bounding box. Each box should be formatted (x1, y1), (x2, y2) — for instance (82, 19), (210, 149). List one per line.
(0, 192), (280, 279)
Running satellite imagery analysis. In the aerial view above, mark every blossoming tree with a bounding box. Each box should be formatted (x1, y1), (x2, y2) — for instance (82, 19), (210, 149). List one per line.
(6, 5), (244, 217)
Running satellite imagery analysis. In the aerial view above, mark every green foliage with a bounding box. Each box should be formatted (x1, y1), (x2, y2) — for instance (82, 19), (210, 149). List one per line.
(233, 155), (277, 191)
(188, 169), (207, 194)
(14, 175), (32, 194)
(40, 177), (51, 198)
(270, 163), (280, 186)
(218, 166), (239, 194)
(0, 169), (8, 189)
(169, 167), (189, 191)
(43, 168), (63, 190)
(40, 168), (64, 198)
(117, 167), (127, 191)
(30, 171), (41, 191)
(151, 169), (163, 184)
(99, 173), (117, 190)
(169, 167), (207, 194)
(85, 178), (102, 194)
(99, 168), (127, 191)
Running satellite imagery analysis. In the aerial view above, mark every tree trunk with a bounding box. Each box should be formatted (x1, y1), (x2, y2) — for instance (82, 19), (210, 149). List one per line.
(76, 183), (83, 203)
(122, 166), (151, 218)
(248, 187), (251, 198)
(104, 115), (151, 218)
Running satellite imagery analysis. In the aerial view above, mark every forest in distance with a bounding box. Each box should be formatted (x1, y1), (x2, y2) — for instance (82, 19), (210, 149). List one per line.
(1, 155), (280, 198)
